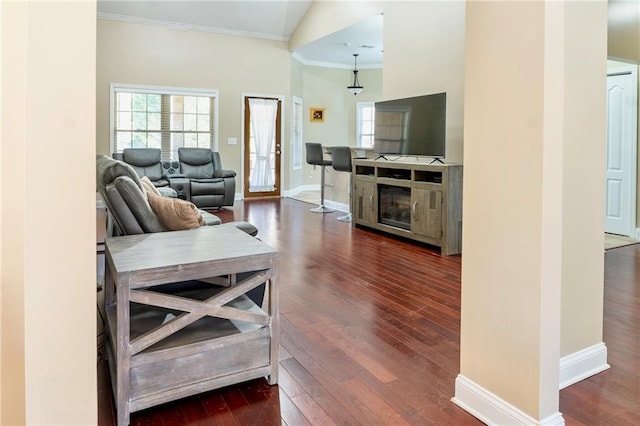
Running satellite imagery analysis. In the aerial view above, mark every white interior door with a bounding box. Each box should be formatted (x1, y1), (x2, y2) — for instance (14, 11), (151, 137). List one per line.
(605, 66), (638, 236)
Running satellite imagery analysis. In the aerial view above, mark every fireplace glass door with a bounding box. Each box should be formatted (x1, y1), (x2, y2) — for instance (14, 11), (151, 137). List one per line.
(378, 185), (411, 230)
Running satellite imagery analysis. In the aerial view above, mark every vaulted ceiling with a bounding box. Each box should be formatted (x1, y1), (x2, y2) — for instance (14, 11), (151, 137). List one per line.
(97, 0), (383, 67)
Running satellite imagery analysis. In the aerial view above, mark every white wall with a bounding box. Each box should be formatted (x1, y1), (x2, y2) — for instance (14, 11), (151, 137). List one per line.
(1, 1), (97, 423)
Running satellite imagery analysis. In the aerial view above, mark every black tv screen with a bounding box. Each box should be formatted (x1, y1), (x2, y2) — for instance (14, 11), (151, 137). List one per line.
(374, 92), (446, 158)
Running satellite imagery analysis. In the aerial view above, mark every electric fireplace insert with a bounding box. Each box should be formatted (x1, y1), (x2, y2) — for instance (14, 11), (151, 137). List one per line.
(378, 185), (411, 230)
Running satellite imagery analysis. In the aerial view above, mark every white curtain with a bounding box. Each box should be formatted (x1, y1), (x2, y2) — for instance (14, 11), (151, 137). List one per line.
(248, 98), (278, 192)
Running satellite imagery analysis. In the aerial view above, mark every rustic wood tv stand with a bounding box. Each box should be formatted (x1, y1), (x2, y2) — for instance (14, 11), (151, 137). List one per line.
(352, 158), (463, 255)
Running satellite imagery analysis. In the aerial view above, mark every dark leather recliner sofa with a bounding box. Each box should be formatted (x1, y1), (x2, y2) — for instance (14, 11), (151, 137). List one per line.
(113, 147), (236, 209)
(112, 148), (177, 197)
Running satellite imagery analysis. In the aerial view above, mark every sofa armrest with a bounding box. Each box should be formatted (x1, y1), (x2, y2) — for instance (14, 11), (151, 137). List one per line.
(168, 176), (191, 201)
(221, 175), (236, 206)
(215, 169), (236, 178)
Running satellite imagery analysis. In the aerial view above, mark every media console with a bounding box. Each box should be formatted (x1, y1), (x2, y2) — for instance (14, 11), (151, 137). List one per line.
(351, 159), (463, 255)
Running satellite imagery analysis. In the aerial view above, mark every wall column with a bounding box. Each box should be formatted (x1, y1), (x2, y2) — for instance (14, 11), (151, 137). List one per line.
(455, 1), (607, 424)
(1, 1), (97, 424)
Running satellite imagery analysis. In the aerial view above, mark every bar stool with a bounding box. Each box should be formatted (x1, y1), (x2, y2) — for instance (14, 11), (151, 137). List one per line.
(330, 146), (353, 222)
(305, 142), (335, 213)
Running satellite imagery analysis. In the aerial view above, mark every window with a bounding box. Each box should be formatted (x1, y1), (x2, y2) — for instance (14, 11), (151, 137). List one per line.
(111, 84), (218, 160)
(356, 102), (375, 148)
(291, 97), (303, 170)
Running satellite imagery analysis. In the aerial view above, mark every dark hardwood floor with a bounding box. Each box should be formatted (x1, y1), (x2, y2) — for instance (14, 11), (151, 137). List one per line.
(98, 197), (640, 425)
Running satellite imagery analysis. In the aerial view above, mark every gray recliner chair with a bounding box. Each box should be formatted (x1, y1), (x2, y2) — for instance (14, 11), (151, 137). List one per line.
(112, 148), (176, 198)
(178, 148), (236, 209)
(96, 154), (257, 237)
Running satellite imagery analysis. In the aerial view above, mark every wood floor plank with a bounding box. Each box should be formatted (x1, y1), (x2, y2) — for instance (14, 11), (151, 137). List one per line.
(236, 380), (282, 426)
(277, 359), (307, 399)
(199, 392), (240, 426)
(340, 377), (410, 425)
(97, 198), (640, 425)
(280, 357), (364, 425)
(278, 387), (313, 426)
(289, 392), (337, 426)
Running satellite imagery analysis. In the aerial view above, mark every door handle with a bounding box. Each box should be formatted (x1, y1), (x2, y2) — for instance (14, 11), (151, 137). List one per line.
(369, 194), (374, 210)
(412, 202), (417, 219)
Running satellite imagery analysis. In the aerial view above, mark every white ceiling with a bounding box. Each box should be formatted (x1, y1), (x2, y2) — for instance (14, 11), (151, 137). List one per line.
(97, 0), (383, 68)
(293, 14), (383, 69)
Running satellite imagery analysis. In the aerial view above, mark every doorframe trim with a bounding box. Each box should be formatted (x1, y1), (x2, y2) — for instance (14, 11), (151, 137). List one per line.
(607, 65), (638, 237)
(240, 92), (286, 200)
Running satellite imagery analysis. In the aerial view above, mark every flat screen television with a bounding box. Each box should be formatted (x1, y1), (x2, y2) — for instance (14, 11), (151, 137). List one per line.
(373, 92), (446, 159)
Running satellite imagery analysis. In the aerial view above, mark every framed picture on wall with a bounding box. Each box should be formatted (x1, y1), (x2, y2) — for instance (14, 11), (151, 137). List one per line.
(310, 107), (325, 123)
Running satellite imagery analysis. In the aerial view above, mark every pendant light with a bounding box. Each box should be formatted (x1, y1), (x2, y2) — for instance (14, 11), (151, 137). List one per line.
(347, 53), (364, 95)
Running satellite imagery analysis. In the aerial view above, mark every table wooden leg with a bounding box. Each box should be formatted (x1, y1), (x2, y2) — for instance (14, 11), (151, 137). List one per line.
(116, 278), (131, 426)
(268, 260), (279, 385)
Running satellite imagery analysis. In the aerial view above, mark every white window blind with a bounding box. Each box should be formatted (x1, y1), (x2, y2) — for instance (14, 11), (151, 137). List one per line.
(292, 97), (303, 170)
(356, 102), (375, 148)
(111, 84), (218, 160)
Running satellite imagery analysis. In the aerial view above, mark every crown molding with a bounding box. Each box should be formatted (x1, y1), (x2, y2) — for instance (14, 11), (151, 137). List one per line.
(97, 12), (290, 42)
(291, 52), (382, 70)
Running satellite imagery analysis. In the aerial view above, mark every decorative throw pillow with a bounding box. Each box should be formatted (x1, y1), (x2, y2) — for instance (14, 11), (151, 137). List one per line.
(140, 175), (161, 197)
(147, 192), (205, 231)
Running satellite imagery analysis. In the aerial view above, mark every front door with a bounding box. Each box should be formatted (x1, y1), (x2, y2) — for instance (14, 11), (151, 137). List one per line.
(605, 66), (638, 236)
(243, 96), (282, 198)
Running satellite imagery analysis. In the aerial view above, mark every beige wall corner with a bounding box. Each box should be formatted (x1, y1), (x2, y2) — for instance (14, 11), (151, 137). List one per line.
(2, 1), (97, 424)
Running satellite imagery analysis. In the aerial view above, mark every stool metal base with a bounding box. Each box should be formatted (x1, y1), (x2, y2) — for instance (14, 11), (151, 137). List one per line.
(337, 213), (352, 223)
(310, 205), (335, 214)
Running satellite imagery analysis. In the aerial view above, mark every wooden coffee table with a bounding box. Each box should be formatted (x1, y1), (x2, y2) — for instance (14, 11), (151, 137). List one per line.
(103, 225), (279, 426)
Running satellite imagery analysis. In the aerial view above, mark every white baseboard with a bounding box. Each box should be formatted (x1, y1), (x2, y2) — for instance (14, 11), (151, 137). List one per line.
(282, 185), (319, 198)
(282, 186), (350, 213)
(452, 375), (565, 426)
(235, 185), (319, 201)
(453, 343), (608, 425)
(325, 200), (349, 213)
(559, 342), (609, 389)
(635, 228), (640, 240)
(236, 185), (350, 213)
